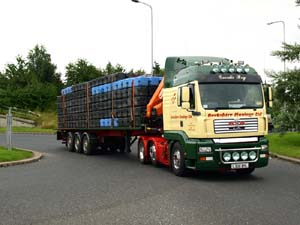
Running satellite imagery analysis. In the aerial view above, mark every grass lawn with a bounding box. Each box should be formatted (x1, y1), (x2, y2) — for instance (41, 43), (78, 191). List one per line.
(0, 146), (33, 162)
(0, 127), (55, 134)
(267, 132), (300, 158)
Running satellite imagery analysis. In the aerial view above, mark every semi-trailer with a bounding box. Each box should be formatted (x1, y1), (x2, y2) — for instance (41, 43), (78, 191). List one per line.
(57, 56), (272, 176)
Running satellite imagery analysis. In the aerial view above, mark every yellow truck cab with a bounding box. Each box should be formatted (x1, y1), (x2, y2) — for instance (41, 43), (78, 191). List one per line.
(161, 56), (270, 175)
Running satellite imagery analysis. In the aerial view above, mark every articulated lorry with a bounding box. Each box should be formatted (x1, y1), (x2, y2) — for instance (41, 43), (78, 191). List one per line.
(57, 56), (272, 176)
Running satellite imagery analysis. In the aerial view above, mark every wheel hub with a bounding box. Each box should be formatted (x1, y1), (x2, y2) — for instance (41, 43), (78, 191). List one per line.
(149, 145), (156, 161)
(83, 138), (88, 152)
(173, 149), (181, 170)
(139, 145), (144, 160)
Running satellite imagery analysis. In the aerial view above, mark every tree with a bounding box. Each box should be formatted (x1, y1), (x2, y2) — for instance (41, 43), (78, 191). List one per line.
(27, 45), (62, 87)
(128, 68), (146, 75)
(65, 59), (102, 85)
(267, 0), (300, 132)
(270, 69), (300, 132)
(152, 61), (164, 76)
(0, 45), (63, 111)
(272, 43), (300, 62)
(4, 56), (31, 88)
(101, 62), (125, 75)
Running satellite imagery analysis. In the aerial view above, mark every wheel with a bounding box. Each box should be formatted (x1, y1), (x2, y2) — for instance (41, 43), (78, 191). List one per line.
(66, 132), (75, 152)
(171, 142), (187, 176)
(236, 167), (255, 175)
(148, 141), (158, 166)
(82, 133), (96, 155)
(74, 132), (82, 153)
(138, 139), (148, 164)
(114, 137), (126, 153)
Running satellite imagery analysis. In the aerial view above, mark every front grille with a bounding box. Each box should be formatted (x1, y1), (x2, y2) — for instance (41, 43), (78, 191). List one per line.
(214, 118), (258, 134)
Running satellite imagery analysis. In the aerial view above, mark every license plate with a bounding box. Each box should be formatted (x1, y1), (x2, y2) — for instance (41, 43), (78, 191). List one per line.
(231, 163), (249, 169)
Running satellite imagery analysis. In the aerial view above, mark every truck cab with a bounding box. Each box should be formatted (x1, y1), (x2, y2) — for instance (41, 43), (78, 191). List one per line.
(162, 56), (270, 175)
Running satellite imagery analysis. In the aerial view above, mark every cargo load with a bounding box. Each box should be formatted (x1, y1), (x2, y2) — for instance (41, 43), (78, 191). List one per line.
(57, 73), (162, 129)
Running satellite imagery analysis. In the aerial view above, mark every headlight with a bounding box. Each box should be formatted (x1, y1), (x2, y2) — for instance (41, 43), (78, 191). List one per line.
(241, 152), (248, 161)
(228, 65), (235, 73)
(220, 65), (228, 73)
(232, 152), (240, 161)
(261, 145), (268, 150)
(223, 152), (231, 162)
(244, 65), (250, 73)
(249, 151), (257, 160)
(211, 64), (220, 73)
(236, 66), (243, 73)
(198, 147), (212, 153)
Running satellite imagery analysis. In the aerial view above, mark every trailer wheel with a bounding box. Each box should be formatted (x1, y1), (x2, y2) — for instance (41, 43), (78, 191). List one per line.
(171, 142), (187, 176)
(82, 133), (96, 155)
(138, 139), (148, 164)
(66, 132), (75, 152)
(149, 141), (158, 166)
(74, 132), (82, 153)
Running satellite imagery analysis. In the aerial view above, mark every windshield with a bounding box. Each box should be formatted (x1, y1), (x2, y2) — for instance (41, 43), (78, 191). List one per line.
(199, 83), (263, 110)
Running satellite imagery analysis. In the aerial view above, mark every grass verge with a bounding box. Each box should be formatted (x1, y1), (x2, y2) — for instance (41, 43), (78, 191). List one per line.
(0, 127), (55, 134)
(267, 132), (300, 158)
(0, 146), (33, 162)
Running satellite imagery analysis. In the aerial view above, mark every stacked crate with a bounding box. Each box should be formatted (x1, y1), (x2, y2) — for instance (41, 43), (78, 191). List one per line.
(57, 73), (162, 129)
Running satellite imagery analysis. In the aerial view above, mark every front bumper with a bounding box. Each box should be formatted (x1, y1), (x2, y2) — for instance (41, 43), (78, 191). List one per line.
(184, 136), (269, 171)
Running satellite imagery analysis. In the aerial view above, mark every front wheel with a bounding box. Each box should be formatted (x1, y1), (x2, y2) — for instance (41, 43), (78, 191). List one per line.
(171, 142), (187, 176)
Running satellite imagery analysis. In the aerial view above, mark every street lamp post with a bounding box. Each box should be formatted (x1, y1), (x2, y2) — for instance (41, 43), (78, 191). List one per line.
(131, 0), (153, 74)
(267, 20), (286, 72)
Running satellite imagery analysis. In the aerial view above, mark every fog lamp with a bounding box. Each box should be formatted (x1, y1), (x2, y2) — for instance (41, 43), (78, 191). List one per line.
(223, 152), (231, 162)
(232, 152), (240, 161)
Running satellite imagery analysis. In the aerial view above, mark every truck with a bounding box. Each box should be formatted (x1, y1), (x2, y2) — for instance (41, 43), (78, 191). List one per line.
(57, 56), (272, 176)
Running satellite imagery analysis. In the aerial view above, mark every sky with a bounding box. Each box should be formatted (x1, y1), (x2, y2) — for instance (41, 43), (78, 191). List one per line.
(0, 0), (299, 81)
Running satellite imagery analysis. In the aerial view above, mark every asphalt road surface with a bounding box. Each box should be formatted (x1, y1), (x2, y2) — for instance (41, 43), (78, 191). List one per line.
(0, 134), (300, 225)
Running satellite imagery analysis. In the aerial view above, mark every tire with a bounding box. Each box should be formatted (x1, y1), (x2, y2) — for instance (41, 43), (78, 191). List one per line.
(171, 142), (187, 176)
(236, 167), (255, 175)
(66, 132), (75, 152)
(82, 133), (96, 155)
(148, 141), (158, 166)
(74, 132), (82, 153)
(138, 139), (148, 164)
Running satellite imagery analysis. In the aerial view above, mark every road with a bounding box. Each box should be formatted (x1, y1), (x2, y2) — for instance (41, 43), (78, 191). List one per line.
(0, 134), (300, 225)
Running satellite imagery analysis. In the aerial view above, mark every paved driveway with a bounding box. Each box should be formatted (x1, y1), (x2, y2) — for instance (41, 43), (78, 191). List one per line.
(0, 134), (300, 225)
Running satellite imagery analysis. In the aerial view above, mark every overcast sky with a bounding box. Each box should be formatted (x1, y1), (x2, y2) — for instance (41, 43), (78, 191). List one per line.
(0, 0), (299, 81)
